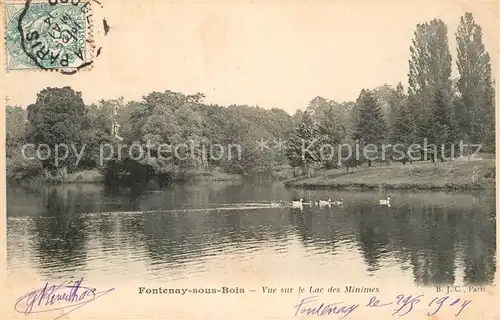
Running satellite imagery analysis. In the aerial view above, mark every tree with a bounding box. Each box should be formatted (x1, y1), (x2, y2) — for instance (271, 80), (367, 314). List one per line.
(408, 19), (453, 140)
(215, 104), (292, 176)
(352, 89), (387, 166)
(317, 105), (347, 168)
(373, 83), (407, 142)
(286, 110), (319, 177)
(372, 84), (394, 126)
(307, 98), (348, 145)
(120, 90), (207, 176)
(388, 83), (406, 140)
(393, 94), (418, 163)
(94, 98), (125, 138)
(80, 100), (121, 168)
(26, 87), (87, 171)
(223, 128), (275, 177)
(456, 12), (495, 149)
(6, 105), (27, 157)
(304, 97), (348, 168)
(426, 86), (458, 161)
(285, 110), (305, 173)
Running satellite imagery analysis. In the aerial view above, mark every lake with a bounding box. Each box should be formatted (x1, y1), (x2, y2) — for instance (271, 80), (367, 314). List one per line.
(7, 182), (496, 288)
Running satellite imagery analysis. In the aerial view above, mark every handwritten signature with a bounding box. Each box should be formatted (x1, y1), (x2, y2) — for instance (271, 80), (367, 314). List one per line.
(14, 277), (115, 320)
(295, 294), (471, 318)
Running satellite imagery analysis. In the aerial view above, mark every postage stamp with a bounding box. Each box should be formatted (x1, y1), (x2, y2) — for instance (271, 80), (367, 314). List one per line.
(4, 0), (95, 74)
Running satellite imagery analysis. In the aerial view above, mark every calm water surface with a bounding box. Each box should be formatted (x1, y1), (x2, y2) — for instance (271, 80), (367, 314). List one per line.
(7, 182), (497, 287)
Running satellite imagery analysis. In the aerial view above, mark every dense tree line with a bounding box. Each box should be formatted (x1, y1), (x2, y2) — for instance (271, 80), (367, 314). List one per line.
(6, 89), (294, 183)
(286, 13), (495, 176)
(6, 12), (495, 183)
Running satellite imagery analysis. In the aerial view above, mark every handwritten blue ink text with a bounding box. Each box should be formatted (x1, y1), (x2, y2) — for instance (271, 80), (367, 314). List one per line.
(295, 293), (472, 318)
(14, 277), (115, 320)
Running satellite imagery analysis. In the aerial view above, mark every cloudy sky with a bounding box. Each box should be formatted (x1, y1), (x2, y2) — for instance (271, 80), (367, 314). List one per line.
(2, 1), (498, 113)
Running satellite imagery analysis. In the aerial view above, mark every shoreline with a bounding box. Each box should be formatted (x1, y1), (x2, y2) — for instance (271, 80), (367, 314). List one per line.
(284, 181), (495, 191)
(7, 159), (496, 192)
(7, 164), (295, 186)
(12, 179), (494, 191)
(284, 159), (495, 191)
(6, 169), (245, 187)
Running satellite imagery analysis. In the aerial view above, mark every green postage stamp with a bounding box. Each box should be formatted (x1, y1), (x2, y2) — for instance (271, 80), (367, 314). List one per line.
(4, 0), (95, 74)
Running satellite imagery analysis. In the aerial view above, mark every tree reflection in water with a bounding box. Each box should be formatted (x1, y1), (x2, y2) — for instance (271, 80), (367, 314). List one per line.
(6, 184), (496, 286)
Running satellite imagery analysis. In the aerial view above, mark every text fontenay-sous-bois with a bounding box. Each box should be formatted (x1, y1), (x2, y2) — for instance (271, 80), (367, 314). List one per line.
(294, 294), (472, 318)
(14, 277), (114, 320)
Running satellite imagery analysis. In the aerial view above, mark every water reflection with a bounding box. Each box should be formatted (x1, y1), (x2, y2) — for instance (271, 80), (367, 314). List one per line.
(7, 183), (496, 286)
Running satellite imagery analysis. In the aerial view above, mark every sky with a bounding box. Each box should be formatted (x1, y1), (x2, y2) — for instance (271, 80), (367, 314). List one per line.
(2, 1), (498, 114)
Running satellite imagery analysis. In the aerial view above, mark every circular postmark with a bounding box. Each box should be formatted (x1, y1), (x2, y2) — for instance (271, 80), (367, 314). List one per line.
(14, 0), (96, 74)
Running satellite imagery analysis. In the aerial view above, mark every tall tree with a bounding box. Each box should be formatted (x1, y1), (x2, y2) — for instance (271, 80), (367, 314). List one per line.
(352, 89), (387, 166)
(393, 92), (418, 162)
(317, 104), (347, 168)
(373, 83), (407, 141)
(80, 100), (120, 168)
(372, 84), (394, 125)
(6, 105), (27, 157)
(304, 96), (348, 167)
(426, 86), (458, 161)
(408, 19), (453, 140)
(286, 110), (319, 177)
(456, 12), (495, 148)
(26, 87), (87, 170)
(388, 82), (406, 139)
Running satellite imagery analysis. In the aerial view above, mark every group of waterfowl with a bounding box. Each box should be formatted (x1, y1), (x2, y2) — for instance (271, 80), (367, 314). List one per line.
(270, 197), (392, 210)
(292, 198), (344, 208)
(269, 199), (496, 222)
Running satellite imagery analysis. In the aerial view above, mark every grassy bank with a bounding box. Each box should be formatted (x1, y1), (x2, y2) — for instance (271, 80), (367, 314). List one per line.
(7, 167), (246, 185)
(284, 159), (496, 190)
(8, 168), (106, 185)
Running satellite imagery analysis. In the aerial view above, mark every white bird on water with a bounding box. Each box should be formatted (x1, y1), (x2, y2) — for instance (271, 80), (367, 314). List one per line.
(270, 200), (284, 208)
(291, 199), (304, 210)
(318, 199), (332, 207)
(379, 197), (391, 207)
(332, 199), (343, 206)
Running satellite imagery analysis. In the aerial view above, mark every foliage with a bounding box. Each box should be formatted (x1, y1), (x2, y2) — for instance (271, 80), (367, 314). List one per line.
(426, 86), (458, 155)
(408, 19), (454, 140)
(393, 96), (418, 148)
(26, 87), (88, 171)
(6, 105), (27, 158)
(5, 12), (495, 185)
(6, 152), (44, 183)
(352, 89), (387, 145)
(455, 12), (495, 148)
(286, 109), (319, 176)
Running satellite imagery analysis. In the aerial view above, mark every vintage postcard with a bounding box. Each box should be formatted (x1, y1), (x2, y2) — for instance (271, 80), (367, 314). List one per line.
(0, 0), (498, 319)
